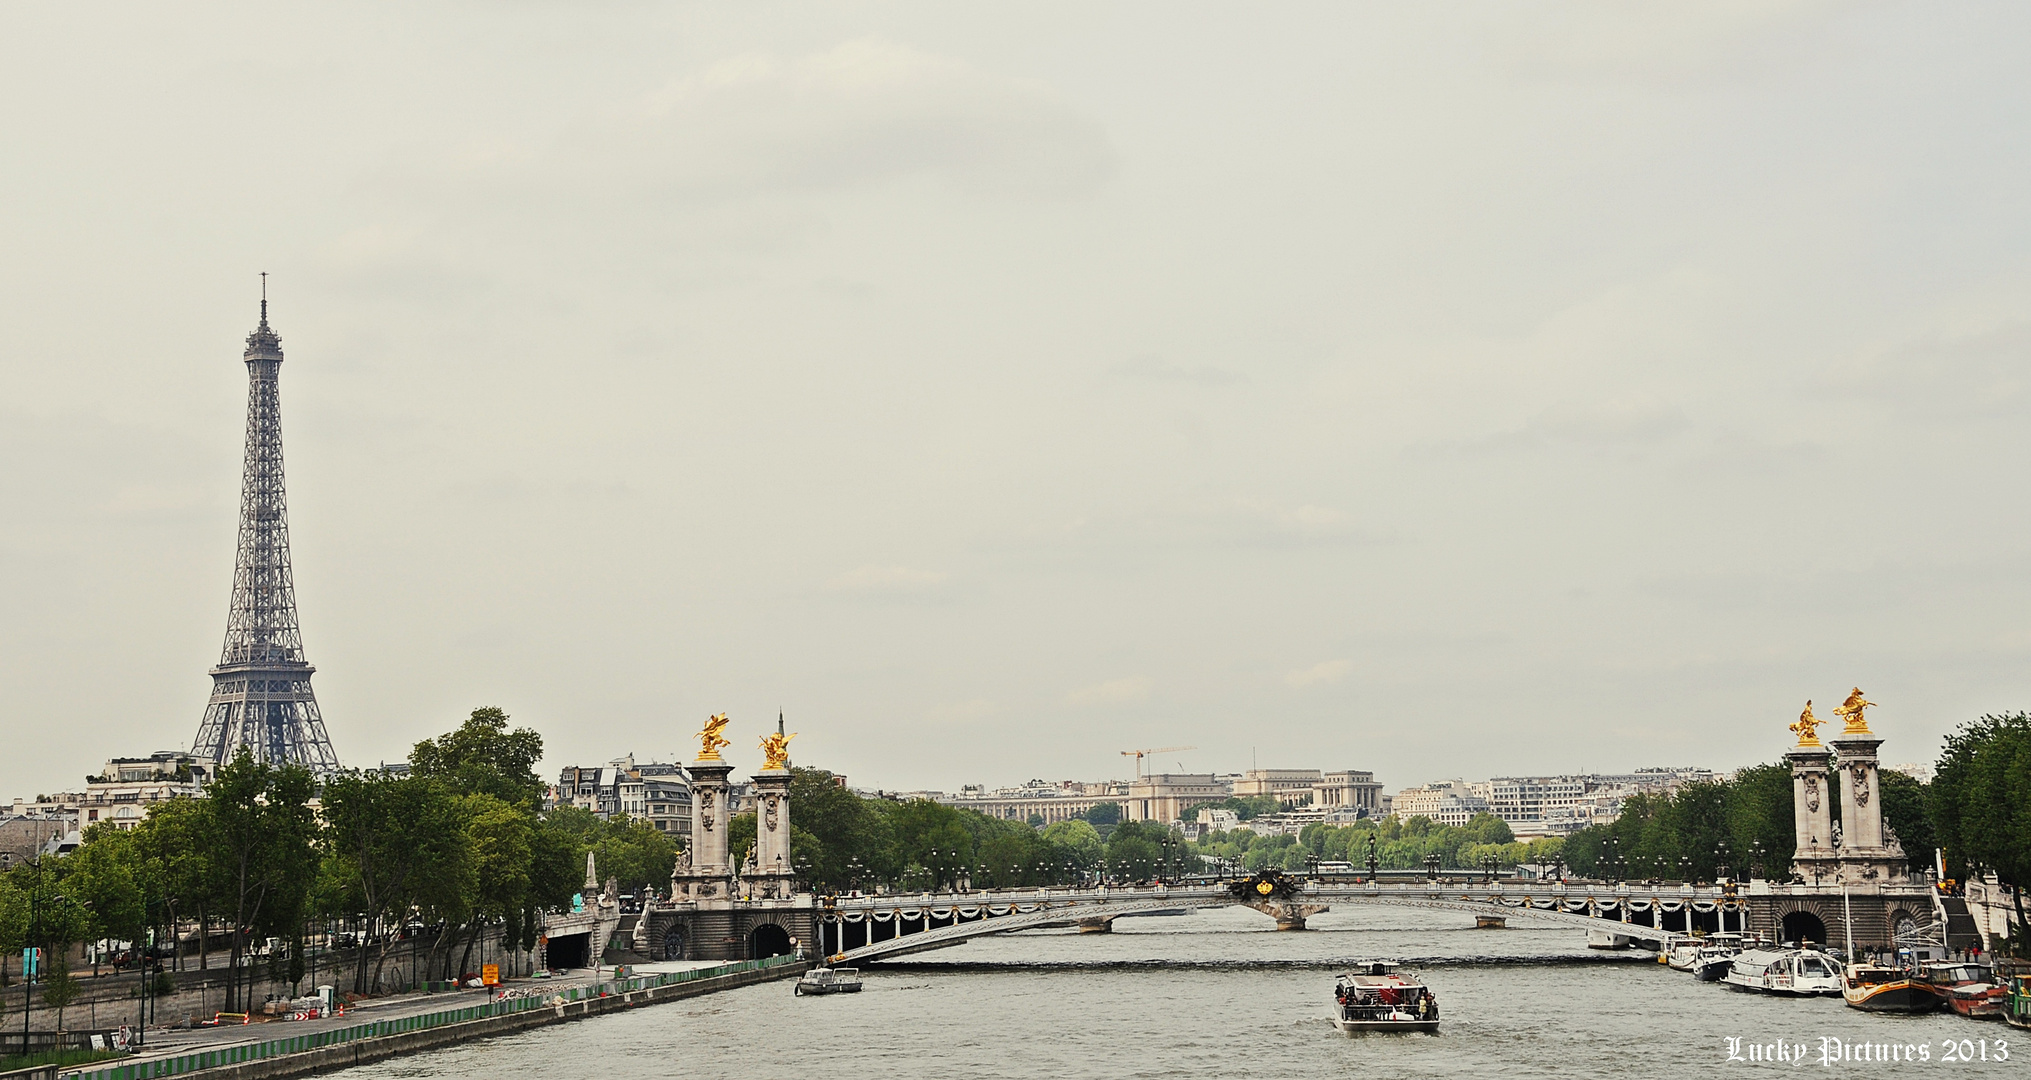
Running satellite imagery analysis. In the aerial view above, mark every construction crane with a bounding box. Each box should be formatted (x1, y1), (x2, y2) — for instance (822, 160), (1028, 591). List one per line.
(1120, 746), (1197, 779)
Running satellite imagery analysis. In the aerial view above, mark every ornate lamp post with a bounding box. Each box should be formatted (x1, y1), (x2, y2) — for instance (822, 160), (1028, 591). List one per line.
(1715, 840), (1732, 883)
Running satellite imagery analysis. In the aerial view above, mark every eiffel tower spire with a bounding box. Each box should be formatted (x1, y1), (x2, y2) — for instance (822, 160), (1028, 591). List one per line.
(191, 279), (340, 772)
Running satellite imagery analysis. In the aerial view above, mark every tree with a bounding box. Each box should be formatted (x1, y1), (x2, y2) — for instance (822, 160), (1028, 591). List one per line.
(1721, 763), (1794, 877)
(128, 797), (215, 971)
(409, 707), (547, 809)
(450, 793), (535, 978)
(1875, 769), (1934, 872)
(205, 750), (320, 1011)
(1190, 796), (1280, 822)
(586, 815), (679, 896)
(1108, 836), (1161, 880)
(877, 800), (974, 888)
(782, 769), (893, 891)
(320, 771), (467, 994)
(1083, 802), (1121, 827)
(1932, 712), (2031, 954)
(1040, 820), (1102, 866)
(0, 874), (24, 956)
(727, 811), (757, 871)
(58, 826), (145, 971)
(40, 955), (79, 1033)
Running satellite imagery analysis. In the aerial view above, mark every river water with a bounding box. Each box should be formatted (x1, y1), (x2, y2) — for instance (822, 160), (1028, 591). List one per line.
(342, 905), (2014, 1078)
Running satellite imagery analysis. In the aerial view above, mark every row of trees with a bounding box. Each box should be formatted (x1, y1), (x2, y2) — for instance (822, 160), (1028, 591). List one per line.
(1932, 712), (2031, 950)
(722, 770), (1241, 890)
(727, 769), (1114, 890)
(1554, 757), (1938, 883)
(0, 708), (682, 1010)
(1190, 812), (1561, 874)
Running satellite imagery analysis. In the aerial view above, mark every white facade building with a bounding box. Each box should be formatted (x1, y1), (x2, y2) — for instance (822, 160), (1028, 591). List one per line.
(1389, 781), (1492, 826)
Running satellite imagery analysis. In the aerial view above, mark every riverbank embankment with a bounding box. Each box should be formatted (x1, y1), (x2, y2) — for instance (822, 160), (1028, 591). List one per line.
(58, 956), (806, 1080)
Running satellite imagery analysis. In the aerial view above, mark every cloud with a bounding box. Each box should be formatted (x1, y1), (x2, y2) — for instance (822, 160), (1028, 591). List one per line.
(1066, 676), (1152, 706)
(1109, 355), (1246, 387)
(824, 565), (951, 594)
(1813, 321), (2031, 423)
(1418, 395), (1690, 457)
(925, 698), (996, 723)
(613, 37), (1115, 199)
(1286, 659), (1352, 687)
(1221, 500), (1382, 547)
(1490, 0), (1846, 80)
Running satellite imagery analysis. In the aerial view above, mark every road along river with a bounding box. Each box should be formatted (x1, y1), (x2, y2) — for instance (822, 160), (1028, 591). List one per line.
(337, 903), (2013, 1078)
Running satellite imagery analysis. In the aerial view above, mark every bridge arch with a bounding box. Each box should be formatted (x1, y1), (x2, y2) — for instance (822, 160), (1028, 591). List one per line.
(748, 920), (795, 959)
(1780, 909), (1828, 946)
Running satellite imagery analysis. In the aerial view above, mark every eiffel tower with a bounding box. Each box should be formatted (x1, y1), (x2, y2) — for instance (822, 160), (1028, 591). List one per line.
(191, 278), (341, 772)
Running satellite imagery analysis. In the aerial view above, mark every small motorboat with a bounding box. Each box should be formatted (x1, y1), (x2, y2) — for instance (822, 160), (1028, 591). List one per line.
(1663, 935), (1703, 972)
(1332, 961), (1439, 1033)
(1841, 960), (1938, 1013)
(794, 967), (863, 996)
(1915, 961), (2004, 1019)
(2006, 972), (2031, 1030)
(1723, 948), (1844, 996)
(1683, 933), (1747, 981)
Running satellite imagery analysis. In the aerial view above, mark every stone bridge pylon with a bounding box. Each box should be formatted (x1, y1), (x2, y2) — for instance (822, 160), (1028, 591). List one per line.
(628, 715), (818, 962)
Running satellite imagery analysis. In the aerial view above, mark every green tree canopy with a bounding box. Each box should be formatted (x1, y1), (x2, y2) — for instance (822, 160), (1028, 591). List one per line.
(1932, 711), (2031, 952)
(409, 707), (547, 809)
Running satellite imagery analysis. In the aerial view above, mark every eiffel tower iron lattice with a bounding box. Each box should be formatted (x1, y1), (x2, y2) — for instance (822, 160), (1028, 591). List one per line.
(191, 282), (341, 772)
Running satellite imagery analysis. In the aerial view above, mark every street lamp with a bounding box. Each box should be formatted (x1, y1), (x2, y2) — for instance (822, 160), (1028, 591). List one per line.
(20, 857), (50, 1063)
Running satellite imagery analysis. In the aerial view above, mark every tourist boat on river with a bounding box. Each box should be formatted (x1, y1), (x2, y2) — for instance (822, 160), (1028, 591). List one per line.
(1841, 960), (1938, 1013)
(1722, 948), (1844, 996)
(1915, 961), (2005, 1019)
(794, 967), (863, 996)
(1691, 936), (1752, 982)
(1665, 933), (1749, 980)
(1332, 962), (1439, 1033)
(1664, 935), (1702, 972)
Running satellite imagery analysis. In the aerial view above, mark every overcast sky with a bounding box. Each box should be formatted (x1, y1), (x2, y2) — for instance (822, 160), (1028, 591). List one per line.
(3, 2), (2027, 801)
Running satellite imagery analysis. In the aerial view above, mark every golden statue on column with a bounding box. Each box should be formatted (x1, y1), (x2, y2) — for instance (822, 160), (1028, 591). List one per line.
(1833, 688), (1875, 734)
(1789, 701), (1822, 747)
(697, 713), (732, 761)
(760, 729), (797, 770)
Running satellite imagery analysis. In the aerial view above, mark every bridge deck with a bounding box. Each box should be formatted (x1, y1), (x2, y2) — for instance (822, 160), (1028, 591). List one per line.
(821, 881), (1740, 963)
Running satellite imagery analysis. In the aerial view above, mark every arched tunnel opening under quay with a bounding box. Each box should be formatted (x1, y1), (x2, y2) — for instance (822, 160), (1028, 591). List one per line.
(1781, 911), (1828, 947)
(749, 923), (793, 959)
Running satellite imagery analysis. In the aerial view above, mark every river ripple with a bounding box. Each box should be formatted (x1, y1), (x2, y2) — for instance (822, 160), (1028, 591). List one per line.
(341, 904), (2015, 1078)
